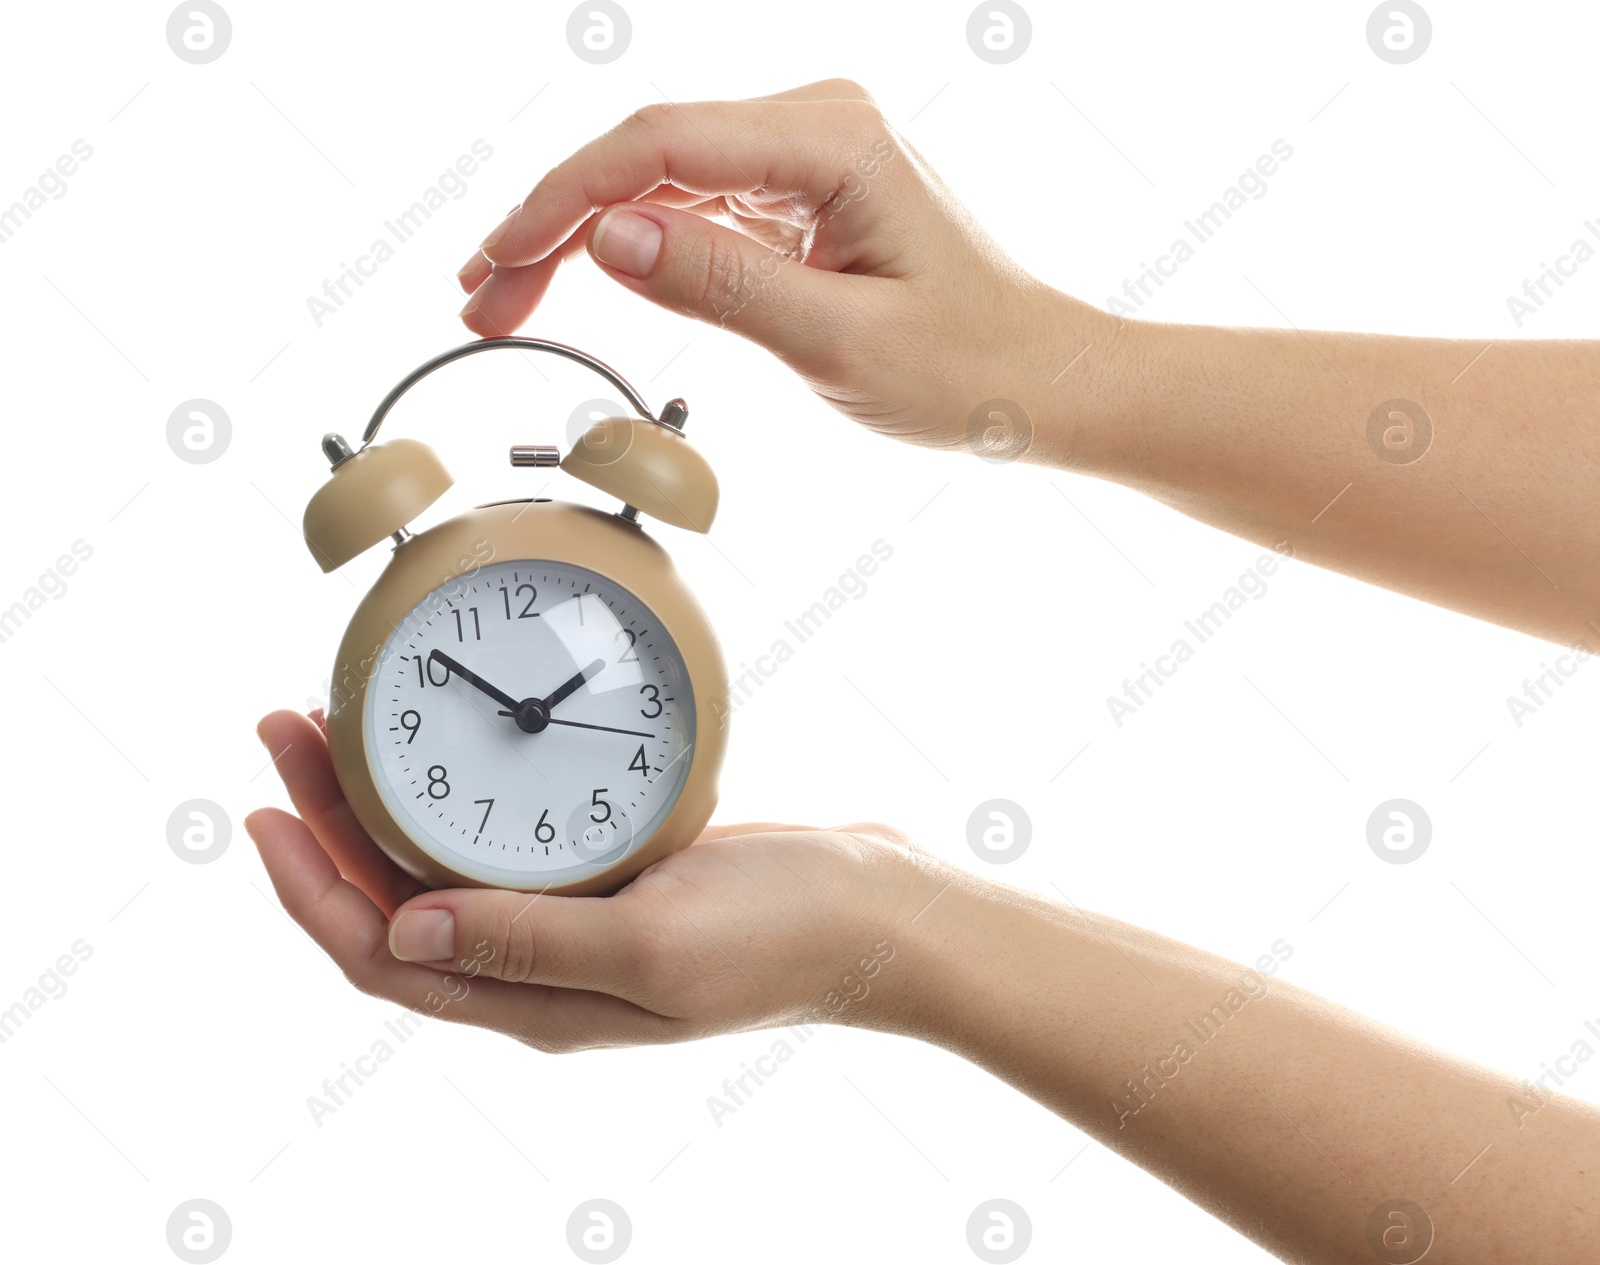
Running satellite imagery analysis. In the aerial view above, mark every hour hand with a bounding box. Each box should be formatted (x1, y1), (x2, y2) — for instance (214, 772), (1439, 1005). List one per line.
(543, 658), (606, 711)
(428, 649), (520, 713)
(496, 658), (606, 719)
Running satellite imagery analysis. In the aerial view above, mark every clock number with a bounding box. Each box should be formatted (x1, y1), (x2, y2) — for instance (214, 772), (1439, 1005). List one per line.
(452, 606), (481, 641)
(617, 627), (639, 664)
(473, 798), (494, 832)
(639, 684), (662, 718)
(500, 583), (537, 619)
(629, 745), (649, 777)
(534, 808), (555, 844)
(427, 765), (450, 799)
(590, 788), (612, 824)
(399, 709), (422, 743)
(416, 656), (450, 687)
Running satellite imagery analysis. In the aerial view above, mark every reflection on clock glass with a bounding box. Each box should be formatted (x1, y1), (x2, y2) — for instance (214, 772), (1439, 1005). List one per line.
(363, 559), (696, 881)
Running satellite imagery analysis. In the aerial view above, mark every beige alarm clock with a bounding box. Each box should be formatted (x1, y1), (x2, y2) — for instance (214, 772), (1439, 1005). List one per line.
(302, 337), (729, 896)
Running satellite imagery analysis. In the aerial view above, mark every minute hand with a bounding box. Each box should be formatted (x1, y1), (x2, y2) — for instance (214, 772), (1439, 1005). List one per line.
(545, 717), (656, 739)
(428, 650), (521, 713)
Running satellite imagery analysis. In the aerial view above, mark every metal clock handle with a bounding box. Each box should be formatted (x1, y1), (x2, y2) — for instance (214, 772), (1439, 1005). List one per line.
(359, 336), (689, 448)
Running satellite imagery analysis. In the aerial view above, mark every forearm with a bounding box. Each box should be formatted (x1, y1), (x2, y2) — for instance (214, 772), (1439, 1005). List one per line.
(1031, 289), (1600, 646)
(878, 866), (1598, 1264)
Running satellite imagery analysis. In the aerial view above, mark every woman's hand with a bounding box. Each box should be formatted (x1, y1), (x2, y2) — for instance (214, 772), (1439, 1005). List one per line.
(455, 78), (1600, 645)
(457, 78), (1113, 464)
(244, 707), (1600, 1261)
(245, 708), (939, 1052)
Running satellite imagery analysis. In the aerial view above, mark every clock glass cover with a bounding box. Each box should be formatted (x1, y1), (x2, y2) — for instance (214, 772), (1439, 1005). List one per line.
(363, 559), (697, 886)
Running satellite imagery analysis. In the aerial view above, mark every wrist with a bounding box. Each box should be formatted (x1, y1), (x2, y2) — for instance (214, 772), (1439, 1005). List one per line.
(842, 853), (1011, 1044)
(850, 857), (1096, 1090)
(1016, 283), (1159, 479)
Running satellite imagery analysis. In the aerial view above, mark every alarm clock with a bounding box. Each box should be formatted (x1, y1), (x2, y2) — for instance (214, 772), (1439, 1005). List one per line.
(301, 337), (729, 896)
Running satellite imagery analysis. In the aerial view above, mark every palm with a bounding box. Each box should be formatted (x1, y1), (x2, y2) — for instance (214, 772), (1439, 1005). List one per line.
(247, 708), (918, 1051)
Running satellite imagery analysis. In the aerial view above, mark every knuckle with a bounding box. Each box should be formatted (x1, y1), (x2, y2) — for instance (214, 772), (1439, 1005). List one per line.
(336, 972), (376, 997)
(612, 918), (670, 1002)
(615, 890), (697, 1008)
(818, 77), (872, 101)
(339, 960), (384, 1001)
(518, 1029), (572, 1056)
(623, 101), (675, 134)
(485, 908), (539, 984)
(689, 232), (754, 322)
(608, 926), (655, 998)
(830, 95), (886, 135)
(823, 823), (914, 870)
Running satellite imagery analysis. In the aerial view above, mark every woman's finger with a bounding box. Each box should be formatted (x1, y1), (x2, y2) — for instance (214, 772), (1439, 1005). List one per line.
(746, 77), (876, 106)
(478, 200), (866, 364)
(246, 808), (671, 1052)
(480, 92), (890, 270)
(455, 187), (731, 298)
(458, 254), (564, 338)
(456, 250), (493, 293)
(387, 886), (660, 1005)
(460, 197), (754, 335)
(693, 821), (818, 843)
(256, 710), (425, 917)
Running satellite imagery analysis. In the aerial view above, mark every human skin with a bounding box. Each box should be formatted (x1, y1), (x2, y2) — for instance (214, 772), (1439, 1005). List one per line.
(250, 79), (1600, 1263)
(458, 79), (1600, 648)
(247, 713), (1599, 1265)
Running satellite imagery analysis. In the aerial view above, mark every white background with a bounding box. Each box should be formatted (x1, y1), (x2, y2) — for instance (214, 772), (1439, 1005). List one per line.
(1, 1), (1595, 1261)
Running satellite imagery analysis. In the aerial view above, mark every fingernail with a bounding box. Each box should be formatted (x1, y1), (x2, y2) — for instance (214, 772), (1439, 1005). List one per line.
(390, 909), (455, 962)
(480, 204), (522, 252)
(457, 251), (486, 288)
(592, 207), (662, 278)
(459, 289), (481, 320)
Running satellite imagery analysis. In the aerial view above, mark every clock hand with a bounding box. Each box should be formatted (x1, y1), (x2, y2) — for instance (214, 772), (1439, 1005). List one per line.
(544, 718), (657, 739)
(428, 649), (521, 714)
(489, 656), (640, 736)
(542, 658), (606, 711)
(496, 656), (608, 721)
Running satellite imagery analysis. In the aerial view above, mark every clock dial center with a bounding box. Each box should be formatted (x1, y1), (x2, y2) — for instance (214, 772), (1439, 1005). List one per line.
(512, 697), (550, 734)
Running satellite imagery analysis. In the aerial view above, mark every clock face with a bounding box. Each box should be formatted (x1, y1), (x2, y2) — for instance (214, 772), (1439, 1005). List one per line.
(362, 558), (696, 885)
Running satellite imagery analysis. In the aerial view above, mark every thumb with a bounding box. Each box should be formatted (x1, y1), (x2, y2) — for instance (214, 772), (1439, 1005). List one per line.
(388, 887), (646, 998)
(586, 203), (854, 367)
